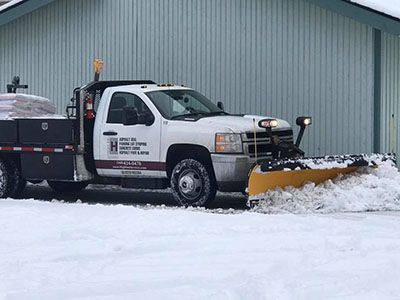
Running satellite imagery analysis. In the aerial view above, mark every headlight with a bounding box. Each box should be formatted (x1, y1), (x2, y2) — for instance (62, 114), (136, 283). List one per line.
(215, 133), (243, 153)
(296, 116), (312, 127)
(258, 119), (278, 129)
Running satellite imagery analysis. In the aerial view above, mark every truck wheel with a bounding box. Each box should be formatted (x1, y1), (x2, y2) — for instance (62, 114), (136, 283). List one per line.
(47, 181), (88, 193)
(5, 159), (26, 198)
(171, 158), (217, 207)
(0, 159), (10, 198)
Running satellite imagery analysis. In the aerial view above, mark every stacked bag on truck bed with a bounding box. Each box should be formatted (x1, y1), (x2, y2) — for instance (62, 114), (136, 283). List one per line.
(0, 93), (59, 119)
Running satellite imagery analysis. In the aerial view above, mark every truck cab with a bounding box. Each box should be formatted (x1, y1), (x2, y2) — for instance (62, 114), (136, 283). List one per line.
(90, 83), (293, 206)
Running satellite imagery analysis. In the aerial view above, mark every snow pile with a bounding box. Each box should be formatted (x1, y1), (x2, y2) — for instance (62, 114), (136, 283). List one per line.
(0, 93), (57, 119)
(299, 153), (391, 170)
(1, 199), (400, 299)
(253, 159), (400, 214)
(256, 154), (393, 173)
(298, 157), (359, 170)
(350, 0), (400, 20)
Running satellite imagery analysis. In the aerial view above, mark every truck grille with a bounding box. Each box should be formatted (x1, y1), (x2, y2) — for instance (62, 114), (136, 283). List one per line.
(242, 129), (293, 158)
(245, 129), (293, 140)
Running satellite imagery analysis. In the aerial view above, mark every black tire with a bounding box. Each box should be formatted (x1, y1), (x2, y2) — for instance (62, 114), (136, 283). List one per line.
(0, 159), (10, 198)
(5, 159), (26, 198)
(47, 181), (88, 193)
(170, 158), (217, 207)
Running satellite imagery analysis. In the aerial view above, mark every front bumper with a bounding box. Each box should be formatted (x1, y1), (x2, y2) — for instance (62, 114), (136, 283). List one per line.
(211, 154), (256, 192)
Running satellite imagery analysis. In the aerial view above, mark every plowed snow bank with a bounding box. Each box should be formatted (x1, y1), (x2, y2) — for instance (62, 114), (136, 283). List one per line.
(253, 160), (400, 214)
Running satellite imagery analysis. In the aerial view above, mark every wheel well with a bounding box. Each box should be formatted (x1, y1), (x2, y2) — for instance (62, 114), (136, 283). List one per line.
(166, 144), (214, 179)
(0, 154), (21, 168)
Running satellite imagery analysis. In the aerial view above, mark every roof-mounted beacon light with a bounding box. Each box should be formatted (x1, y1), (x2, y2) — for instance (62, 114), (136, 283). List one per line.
(93, 59), (104, 82)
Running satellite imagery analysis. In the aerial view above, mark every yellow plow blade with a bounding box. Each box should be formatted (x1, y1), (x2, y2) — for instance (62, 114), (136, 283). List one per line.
(247, 154), (396, 202)
(248, 166), (358, 198)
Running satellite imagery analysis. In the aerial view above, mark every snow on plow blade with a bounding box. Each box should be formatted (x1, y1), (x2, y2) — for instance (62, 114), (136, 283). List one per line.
(247, 154), (396, 205)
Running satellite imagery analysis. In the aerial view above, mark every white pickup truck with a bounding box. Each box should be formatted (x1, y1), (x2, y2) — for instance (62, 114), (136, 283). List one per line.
(0, 79), (294, 206)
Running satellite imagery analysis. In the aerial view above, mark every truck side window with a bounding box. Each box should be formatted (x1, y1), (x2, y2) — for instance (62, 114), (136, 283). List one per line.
(107, 92), (151, 124)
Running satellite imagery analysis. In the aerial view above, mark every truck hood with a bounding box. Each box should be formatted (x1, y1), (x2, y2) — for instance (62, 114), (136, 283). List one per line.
(196, 115), (291, 133)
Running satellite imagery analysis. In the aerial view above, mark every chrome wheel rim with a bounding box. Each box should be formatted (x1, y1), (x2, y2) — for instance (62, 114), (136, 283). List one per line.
(178, 169), (203, 200)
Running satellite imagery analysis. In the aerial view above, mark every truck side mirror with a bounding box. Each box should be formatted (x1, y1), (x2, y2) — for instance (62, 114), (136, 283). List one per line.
(138, 111), (155, 126)
(122, 107), (139, 126)
(143, 113), (155, 126)
(217, 101), (224, 111)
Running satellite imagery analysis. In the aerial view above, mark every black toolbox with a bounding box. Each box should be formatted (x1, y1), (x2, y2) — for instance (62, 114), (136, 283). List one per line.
(21, 153), (75, 180)
(0, 120), (18, 143)
(18, 119), (74, 144)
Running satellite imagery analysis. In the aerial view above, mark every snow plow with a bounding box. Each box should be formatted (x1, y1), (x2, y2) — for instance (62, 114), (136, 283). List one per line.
(0, 60), (394, 208)
(247, 117), (396, 207)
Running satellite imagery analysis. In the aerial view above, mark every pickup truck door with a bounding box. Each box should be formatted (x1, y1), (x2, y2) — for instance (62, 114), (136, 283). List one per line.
(96, 91), (163, 178)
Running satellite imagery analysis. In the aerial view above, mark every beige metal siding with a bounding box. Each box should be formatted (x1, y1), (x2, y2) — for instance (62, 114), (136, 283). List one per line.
(0, 0), (374, 156)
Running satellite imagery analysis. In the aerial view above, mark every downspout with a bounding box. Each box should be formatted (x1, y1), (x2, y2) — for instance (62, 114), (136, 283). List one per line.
(373, 28), (382, 153)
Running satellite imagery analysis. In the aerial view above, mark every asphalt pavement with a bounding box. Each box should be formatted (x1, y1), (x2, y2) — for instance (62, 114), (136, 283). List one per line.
(18, 184), (248, 210)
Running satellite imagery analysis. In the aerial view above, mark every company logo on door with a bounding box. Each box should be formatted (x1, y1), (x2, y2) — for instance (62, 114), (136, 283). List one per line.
(108, 137), (150, 157)
(108, 138), (118, 155)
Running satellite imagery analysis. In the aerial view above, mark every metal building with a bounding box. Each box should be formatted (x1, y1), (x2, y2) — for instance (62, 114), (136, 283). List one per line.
(0, 0), (399, 157)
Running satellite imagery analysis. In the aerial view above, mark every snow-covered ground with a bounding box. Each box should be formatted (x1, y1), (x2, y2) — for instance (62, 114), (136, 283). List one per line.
(1, 161), (400, 299)
(0, 199), (400, 299)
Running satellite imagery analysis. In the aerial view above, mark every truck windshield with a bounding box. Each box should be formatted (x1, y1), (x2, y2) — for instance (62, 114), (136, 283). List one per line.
(145, 89), (226, 120)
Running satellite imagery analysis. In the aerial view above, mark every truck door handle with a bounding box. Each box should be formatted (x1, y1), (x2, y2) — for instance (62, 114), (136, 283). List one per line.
(103, 131), (118, 136)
